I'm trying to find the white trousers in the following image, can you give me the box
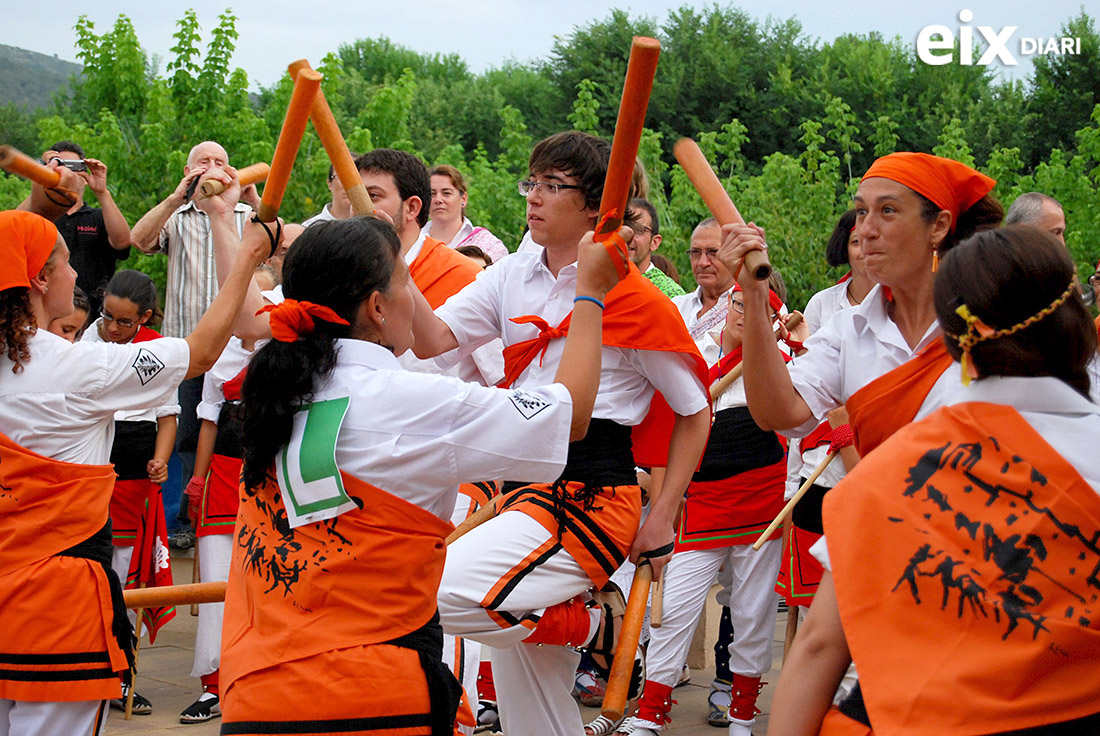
[439,512,599,736]
[0,699,107,736]
[192,534,232,679]
[646,540,782,686]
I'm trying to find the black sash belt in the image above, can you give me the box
[384,611,462,736]
[56,521,134,683]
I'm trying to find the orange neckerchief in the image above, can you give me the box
[824,402,1100,735]
[410,236,483,310]
[499,264,709,468]
[845,339,952,457]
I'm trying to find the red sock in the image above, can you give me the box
[477,660,496,701]
[636,680,675,725]
[729,674,764,722]
[523,597,591,647]
[200,670,219,697]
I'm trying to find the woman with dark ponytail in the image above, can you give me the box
[220,216,624,736]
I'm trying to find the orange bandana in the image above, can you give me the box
[0,210,58,292]
[257,299,350,342]
[861,153,995,233]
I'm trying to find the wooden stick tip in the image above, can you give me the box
[287,59,312,77]
[632,36,662,50]
[297,68,322,83]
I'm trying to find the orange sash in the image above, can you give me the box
[823,402,1100,735]
[410,236,482,310]
[221,470,454,692]
[500,265,709,468]
[845,339,952,457]
[0,432,127,701]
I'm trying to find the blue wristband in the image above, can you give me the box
[574,295,606,310]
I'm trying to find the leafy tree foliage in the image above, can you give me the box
[2,6,1099,312]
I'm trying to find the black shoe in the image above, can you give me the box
[180,693,221,723]
[110,687,152,715]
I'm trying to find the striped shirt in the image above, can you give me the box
[157,201,252,337]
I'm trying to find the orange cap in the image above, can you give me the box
[0,210,58,292]
[861,153,995,233]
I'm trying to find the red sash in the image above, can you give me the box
[0,432,127,700]
[845,339,952,457]
[823,402,1100,735]
[500,265,709,467]
[221,470,453,691]
[775,525,824,606]
[197,453,242,536]
[125,485,176,643]
[675,461,786,551]
[410,236,482,310]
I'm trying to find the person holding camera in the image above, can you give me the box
[41,141,132,318]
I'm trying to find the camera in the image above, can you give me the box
[46,157,88,172]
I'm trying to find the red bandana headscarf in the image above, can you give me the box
[0,210,58,292]
[257,299,350,342]
[861,152,995,233]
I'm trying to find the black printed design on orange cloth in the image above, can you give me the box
[498,263,710,469]
[222,469,453,693]
[823,402,1100,736]
[498,481,641,587]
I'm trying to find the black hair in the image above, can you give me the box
[918,194,1004,254]
[455,244,491,268]
[105,269,159,321]
[49,140,84,158]
[528,131,611,212]
[241,217,402,491]
[355,149,431,227]
[625,197,660,236]
[826,210,858,267]
[72,285,90,315]
[935,225,1095,398]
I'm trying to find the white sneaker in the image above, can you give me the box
[728,717,755,736]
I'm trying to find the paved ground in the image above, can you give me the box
[109,553,788,735]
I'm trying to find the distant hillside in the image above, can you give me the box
[0,44,82,109]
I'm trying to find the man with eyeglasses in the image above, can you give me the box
[672,217,737,342]
[303,161,355,227]
[35,141,132,319]
[412,130,711,735]
[625,197,684,299]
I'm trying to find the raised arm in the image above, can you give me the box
[131,169,202,253]
[183,169,270,377]
[83,158,132,250]
[720,222,814,430]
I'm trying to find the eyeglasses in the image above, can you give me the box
[729,296,778,321]
[687,247,719,260]
[517,180,583,197]
[631,224,655,236]
[100,309,137,329]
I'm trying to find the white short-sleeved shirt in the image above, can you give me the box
[435,251,709,425]
[80,320,182,423]
[302,204,337,228]
[316,339,573,519]
[0,330,190,465]
[812,375,1100,570]
[785,284,958,438]
[197,336,259,424]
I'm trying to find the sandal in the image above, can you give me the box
[585,714,626,736]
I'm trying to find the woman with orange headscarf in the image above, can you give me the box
[720,152,1003,462]
[0,170,268,736]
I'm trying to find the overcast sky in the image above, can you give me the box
[5,1,1090,88]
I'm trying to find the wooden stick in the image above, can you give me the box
[781,515,799,661]
[199,161,270,197]
[596,36,661,242]
[287,59,374,216]
[648,468,669,629]
[257,68,322,222]
[124,592,144,720]
[123,581,227,609]
[752,451,838,551]
[446,492,508,545]
[602,563,652,720]
[709,313,801,399]
[0,145,61,187]
[673,138,771,281]
[190,542,201,616]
